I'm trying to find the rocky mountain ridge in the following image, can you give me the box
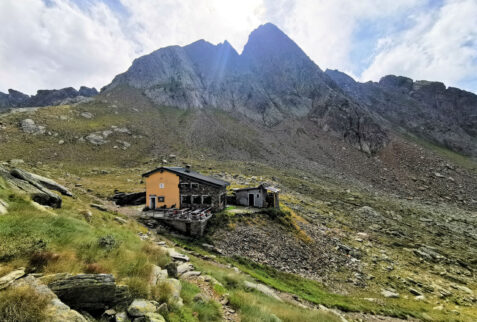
[0,86,98,110]
[102,22,476,157]
[103,23,388,154]
[325,70,477,157]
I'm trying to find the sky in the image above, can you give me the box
[0,0,476,95]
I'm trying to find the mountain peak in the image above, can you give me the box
[241,22,309,64]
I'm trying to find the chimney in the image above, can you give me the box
[185,165,191,173]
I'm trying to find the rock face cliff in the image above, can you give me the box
[0,86,98,110]
[326,70,477,156]
[103,23,388,154]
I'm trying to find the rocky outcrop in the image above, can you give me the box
[0,166,63,208]
[0,86,98,110]
[48,274,132,313]
[326,69,477,157]
[0,267,25,290]
[11,168,73,197]
[103,23,388,154]
[13,275,88,322]
[21,118,45,135]
[111,191,146,206]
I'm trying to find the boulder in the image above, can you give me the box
[13,275,87,322]
[0,198,8,215]
[48,274,131,312]
[0,267,25,290]
[127,299,158,317]
[11,168,73,197]
[143,312,166,322]
[0,167,63,208]
[244,281,282,302]
[381,289,400,298]
[85,133,107,145]
[91,203,108,211]
[164,248,189,262]
[114,216,128,224]
[111,191,146,206]
[180,271,201,279]
[28,171,73,196]
[115,311,129,322]
[149,265,168,286]
[80,112,94,119]
[21,118,45,135]
[177,263,194,276]
[165,262,178,278]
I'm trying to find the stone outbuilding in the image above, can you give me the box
[233,184,280,209]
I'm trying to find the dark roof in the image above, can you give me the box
[142,167,230,187]
[233,183,280,193]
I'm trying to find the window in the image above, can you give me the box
[159,183,165,189]
[191,182,199,189]
[202,195,212,204]
[193,195,202,204]
[181,195,191,204]
[157,196,165,202]
[179,182,189,189]
[257,194,260,198]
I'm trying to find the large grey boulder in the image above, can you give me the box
[21,118,45,135]
[13,275,87,322]
[85,133,107,145]
[112,191,146,206]
[0,166,62,208]
[12,168,73,197]
[48,274,132,312]
[127,299,158,317]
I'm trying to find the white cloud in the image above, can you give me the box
[0,0,135,94]
[264,0,422,72]
[0,0,475,94]
[361,0,477,92]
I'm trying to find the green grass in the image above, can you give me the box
[188,256,344,322]
[164,281,222,322]
[0,285,50,322]
[0,178,170,290]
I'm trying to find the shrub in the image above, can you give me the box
[97,235,119,250]
[0,285,50,322]
[193,300,222,322]
[28,251,60,272]
[142,243,170,267]
[223,273,241,289]
[124,276,150,299]
[151,280,174,303]
[84,263,108,274]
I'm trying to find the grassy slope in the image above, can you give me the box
[0,99,476,321]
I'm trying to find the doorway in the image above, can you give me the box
[150,196,156,209]
[248,193,254,207]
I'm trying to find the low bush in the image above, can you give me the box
[28,251,60,272]
[124,276,150,299]
[151,280,174,304]
[0,285,50,322]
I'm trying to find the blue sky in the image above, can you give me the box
[0,0,476,94]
